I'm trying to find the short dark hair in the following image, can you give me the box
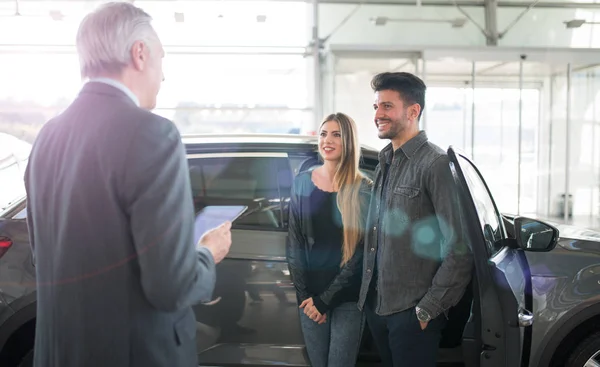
[371,72,426,120]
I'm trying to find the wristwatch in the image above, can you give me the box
[415,306,431,323]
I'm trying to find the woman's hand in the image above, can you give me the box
[299,298,327,324]
[299,297,314,310]
[313,310,327,324]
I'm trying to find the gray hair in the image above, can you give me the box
[76,2,158,79]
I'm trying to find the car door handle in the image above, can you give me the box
[518,308,534,327]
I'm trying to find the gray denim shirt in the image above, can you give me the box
[357,131,473,318]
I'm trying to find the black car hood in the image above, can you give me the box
[502,213,600,247]
[547,221,600,242]
[542,220,600,252]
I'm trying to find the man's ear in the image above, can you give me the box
[409,103,421,121]
[130,40,147,72]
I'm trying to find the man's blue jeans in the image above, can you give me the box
[364,304,446,367]
[299,302,365,367]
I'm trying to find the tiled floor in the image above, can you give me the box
[356,364,463,366]
[355,347,465,366]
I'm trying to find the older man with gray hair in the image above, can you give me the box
[24,2,231,367]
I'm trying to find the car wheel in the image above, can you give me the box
[17,349,33,367]
[566,332,600,367]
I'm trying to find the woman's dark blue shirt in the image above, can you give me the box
[286,170,372,314]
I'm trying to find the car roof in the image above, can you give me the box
[182,133,318,146]
[181,133,380,158]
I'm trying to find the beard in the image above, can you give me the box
[377,116,407,140]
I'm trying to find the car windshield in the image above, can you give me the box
[0,133,31,211]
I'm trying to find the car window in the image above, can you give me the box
[360,156,378,180]
[288,154,377,179]
[0,197,27,219]
[456,156,505,255]
[12,206,27,219]
[188,155,292,230]
[289,155,319,175]
[0,154,28,212]
[0,133,31,212]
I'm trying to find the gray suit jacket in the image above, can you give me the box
[24,82,216,367]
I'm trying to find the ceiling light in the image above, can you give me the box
[49,10,64,21]
[451,18,467,28]
[370,16,467,28]
[564,19,586,28]
[370,16,388,26]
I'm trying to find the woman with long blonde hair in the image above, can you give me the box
[286,112,372,367]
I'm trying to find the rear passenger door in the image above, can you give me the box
[187,152,309,366]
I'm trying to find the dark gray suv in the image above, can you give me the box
[1,133,600,367]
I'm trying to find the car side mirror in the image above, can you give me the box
[514,217,559,252]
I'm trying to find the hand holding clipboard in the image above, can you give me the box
[194,205,247,264]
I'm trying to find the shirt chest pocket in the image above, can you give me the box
[389,186,421,223]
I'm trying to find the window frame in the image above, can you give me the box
[0,196,26,220]
[287,152,379,177]
[455,155,508,257]
[186,151,293,232]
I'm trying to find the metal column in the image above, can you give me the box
[536,84,543,217]
[463,82,468,150]
[331,53,337,113]
[588,71,597,218]
[564,63,572,222]
[470,61,476,160]
[499,97,504,163]
[483,0,499,45]
[517,55,524,215]
[422,58,427,131]
[589,71,595,218]
[312,0,322,131]
[547,77,554,217]
[415,56,420,76]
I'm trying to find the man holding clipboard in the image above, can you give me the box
[23,3,234,367]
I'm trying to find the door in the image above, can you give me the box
[186,152,309,366]
[448,147,532,367]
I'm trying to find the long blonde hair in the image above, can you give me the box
[320,113,369,266]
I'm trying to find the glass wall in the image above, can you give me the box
[541,64,600,227]
[422,58,544,216]
[330,49,600,227]
[543,67,569,222]
[157,53,313,134]
[568,66,600,224]
[3,0,600,228]
[0,0,314,143]
[329,53,419,150]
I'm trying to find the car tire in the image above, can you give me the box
[17,349,33,367]
[565,331,600,367]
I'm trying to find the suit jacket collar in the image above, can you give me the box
[79,80,139,107]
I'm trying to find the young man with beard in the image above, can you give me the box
[357,72,473,367]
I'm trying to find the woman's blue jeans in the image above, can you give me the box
[299,302,366,367]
